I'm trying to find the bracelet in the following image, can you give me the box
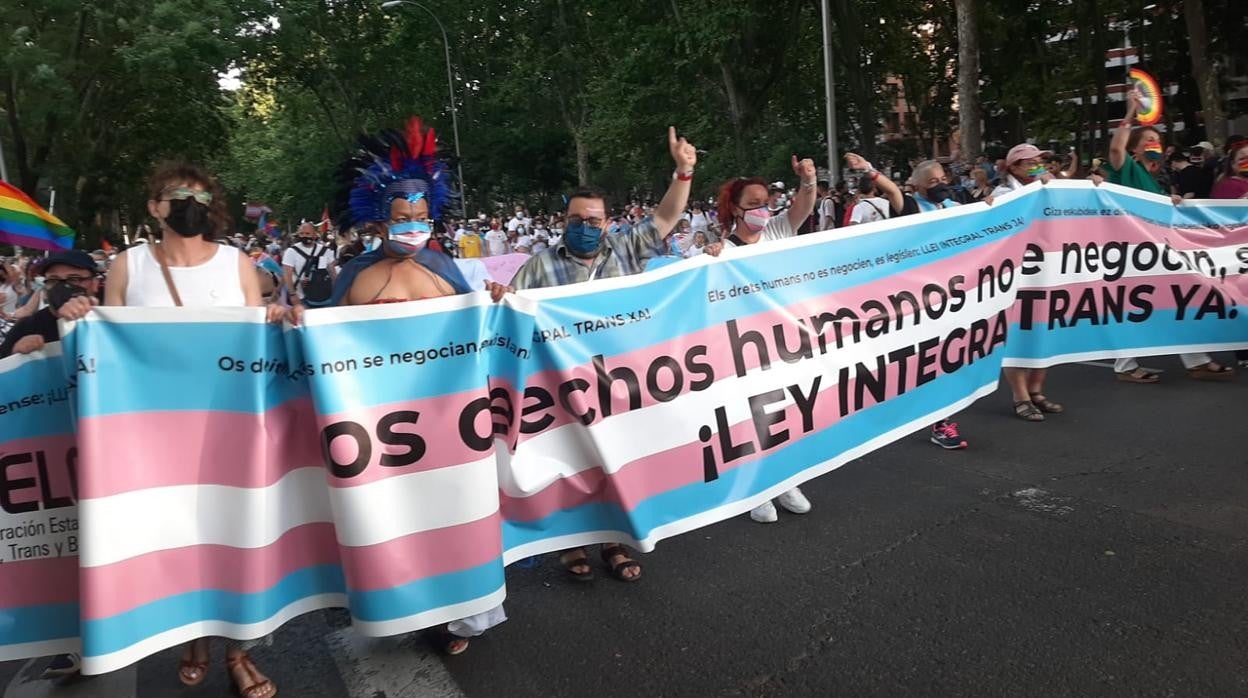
[869,170,880,181]
[800,180,816,189]
[673,170,694,182]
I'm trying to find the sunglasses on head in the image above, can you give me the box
[161,186,213,205]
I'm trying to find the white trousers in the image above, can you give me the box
[1114,353,1211,373]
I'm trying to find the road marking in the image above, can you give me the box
[325,628,464,698]
[4,659,136,698]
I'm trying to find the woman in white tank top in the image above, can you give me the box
[58,162,284,698]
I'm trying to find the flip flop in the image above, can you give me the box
[1116,369,1160,383]
[1188,364,1234,381]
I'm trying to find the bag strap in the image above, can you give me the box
[153,244,183,307]
[727,233,746,246]
[294,244,322,284]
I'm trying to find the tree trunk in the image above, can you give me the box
[954,0,982,160]
[1182,0,1227,144]
[573,129,590,186]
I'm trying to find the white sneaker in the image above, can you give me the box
[749,500,778,523]
[777,487,811,514]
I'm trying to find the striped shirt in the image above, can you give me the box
[511,218,666,290]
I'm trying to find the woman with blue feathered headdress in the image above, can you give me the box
[316,116,478,308]
[316,117,508,654]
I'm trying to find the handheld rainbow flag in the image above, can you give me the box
[0,181,75,250]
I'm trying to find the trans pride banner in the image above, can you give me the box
[1,181,1245,673]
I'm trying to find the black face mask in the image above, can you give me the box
[46,282,88,310]
[925,184,952,204]
[164,198,210,238]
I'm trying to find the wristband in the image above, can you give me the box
[800,179,817,189]
[869,170,880,181]
[674,170,694,182]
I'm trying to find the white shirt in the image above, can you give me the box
[817,198,836,231]
[849,197,891,225]
[484,229,509,256]
[125,243,245,307]
[991,174,1027,197]
[686,211,711,232]
[281,242,333,273]
[723,213,796,248]
[514,234,534,252]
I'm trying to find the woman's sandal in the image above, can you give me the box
[226,652,276,698]
[1116,368,1160,383]
[1013,401,1045,422]
[1187,363,1234,382]
[178,638,210,687]
[601,544,642,582]
[559,549,595,583]
[441,630,470,656]
[1029,392,1064,413]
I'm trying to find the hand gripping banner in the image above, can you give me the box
[0,181,1244,672]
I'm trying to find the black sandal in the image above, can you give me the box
[559,549,595,582]
[600,544,642,582]
[1028,392,1064,413]
[1013,401,1044,422]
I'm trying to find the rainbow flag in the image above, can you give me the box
[0,181,75,250]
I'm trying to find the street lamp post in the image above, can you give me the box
[820,0,839,185]
[380,0,468,215]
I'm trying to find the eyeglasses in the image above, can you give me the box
[44,275,94,288]
[161,186,213,205]
[566,214,605,228]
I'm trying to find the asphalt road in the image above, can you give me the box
[4,355,1246,697]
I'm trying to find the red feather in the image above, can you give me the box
[422,127,437,158]
[405,117,426,158]
[389,145,402,173]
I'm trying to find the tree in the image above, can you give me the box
[1182,0,1226,144]
[954,0,982,160]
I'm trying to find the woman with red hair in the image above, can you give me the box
[715,155,819,523]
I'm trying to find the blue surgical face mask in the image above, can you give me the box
[385,220,432,256]
[564,219,603,256]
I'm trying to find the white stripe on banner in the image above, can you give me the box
[1018,244,1246,288]
[79,456,501,564]
[79,466,332,567]
[329,455,500,547]
[500,280,1016,496]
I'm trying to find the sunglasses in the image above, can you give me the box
[44,275,94,288]
[161,186,213,205]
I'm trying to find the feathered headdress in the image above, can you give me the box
[335,116,457,227]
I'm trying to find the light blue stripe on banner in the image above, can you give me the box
[81,564,345,657]
[0,603,79,646]
[346,557,504,622]
[298,304,499,410]
[1007,314,1248,359]
[502,355,1003,551]
[0,357,74,442]
[75,322,307,417]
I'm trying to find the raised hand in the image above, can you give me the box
[56,294,97,321]
[844,152,873,172]
[669,126,697,172]
[792,155,816,182]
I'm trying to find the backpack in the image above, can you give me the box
[293,244,333,304]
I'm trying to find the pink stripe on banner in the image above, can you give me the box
[0,555,78,607]
[501,335,982,522]
[76,398,322,499]
[514,235,1027,441]
[1030,218,1248,251]
[339,513,502,592]
[0,433,77,508]
[318,386,495,488]
[80,522,341,620]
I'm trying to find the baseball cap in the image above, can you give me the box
[1196,141,1215,152]
[37,250,97,274]
[1005,143,1053,167]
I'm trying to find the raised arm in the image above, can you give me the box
[786,156,818,231]
[845,152,903,213]
[652,126,698,238]
[1109,90,1141,171]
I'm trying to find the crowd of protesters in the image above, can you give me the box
[1,93,1246,694]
